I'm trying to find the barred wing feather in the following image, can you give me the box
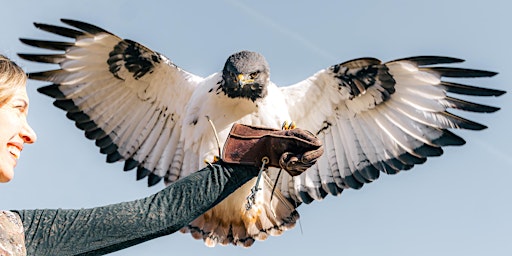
[280,56,504,203]
[19,19,203,186]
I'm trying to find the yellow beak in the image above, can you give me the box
[237,74,254,88]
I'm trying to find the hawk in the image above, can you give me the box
[19,19,505,247]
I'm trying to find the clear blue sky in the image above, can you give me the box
[2,1,511,255]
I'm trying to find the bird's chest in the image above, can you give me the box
[203,98,288,139]
[216,91,290,130]
[182,87,290,158]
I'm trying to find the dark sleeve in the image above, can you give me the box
[13,163,259,256]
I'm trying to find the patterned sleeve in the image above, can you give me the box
[14,163,259,256]
[0,210,27,256]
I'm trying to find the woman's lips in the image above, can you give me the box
[7,142,23,159]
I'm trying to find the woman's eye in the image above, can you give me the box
[13,103,27,113]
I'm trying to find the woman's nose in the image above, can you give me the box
[21,120,37,144]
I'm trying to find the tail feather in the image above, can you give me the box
[181,170,299,247]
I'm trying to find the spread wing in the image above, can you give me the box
[19,19,204,186]
[279,56,505,203]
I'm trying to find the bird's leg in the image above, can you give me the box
[266,121,295,201]
[245,121,297,209]
[270,168,283,202]
[281,120,296,130]
[204,116,222,167]
[245,157,269,210]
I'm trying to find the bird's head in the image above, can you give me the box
[221,51,270,101]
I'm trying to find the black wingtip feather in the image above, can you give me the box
[426,67,497,78]
[106,151,123,163]
[298,191,315,204]
[441,81,506,97]
[53,99,78,112]
[95,135,113,148]
[124,158,139,171]
[442,112,488,130]
[379,161,400,175]
[325,183,343,196]
[392,56,465,65]
[384,158,411,173]
[37,84,65,98]
[414,144,444,157]
[66,111,90,122]
[84,127,106,140]
[351,169,369,184]
[136,166,150,180]
[99,143,118,155]
[397,152,427,165]
[19,38,73,51]
[148,173,163,187]
[60,18,112,35]
[344,174,364,190]
[18,53,65,64]
[444,96,501,113]
[33,22,85,38]
[433,130,466,146]
[75,120,97,131]
[358,165,380,182]
[28,70,63,82]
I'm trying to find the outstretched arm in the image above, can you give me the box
[15,163,259,256]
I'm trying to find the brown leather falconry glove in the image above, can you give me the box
[222,124,324,176]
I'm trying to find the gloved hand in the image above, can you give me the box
[221,123,324,176]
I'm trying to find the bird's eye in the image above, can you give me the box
[230,72,237,81]
[249,71,259,79]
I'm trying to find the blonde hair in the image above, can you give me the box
[0,54,27,106]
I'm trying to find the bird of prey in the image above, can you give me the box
[19,19,505,247]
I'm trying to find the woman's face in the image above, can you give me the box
[0,85,37,182]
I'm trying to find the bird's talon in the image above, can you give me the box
[204,155,221,167]
[281,120,296,130]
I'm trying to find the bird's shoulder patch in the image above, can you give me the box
[329,58,395,99]
[107,39,162,80]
